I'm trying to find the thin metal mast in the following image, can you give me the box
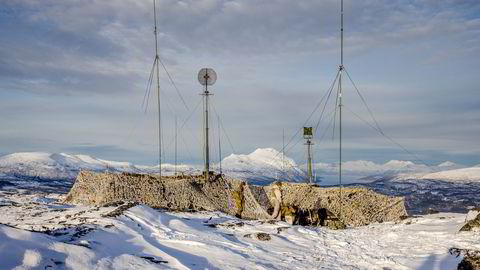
[204,83,210,180]
[307,139,313,183]
[339,0,344,216]
[341,0,344,66]
[218,115,222,174]
[175,116,177,177]
[153,0,162,179]
[282,128,285,179]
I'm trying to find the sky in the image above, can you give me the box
[0,0,479,166]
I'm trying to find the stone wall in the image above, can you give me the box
[65,171,407,228]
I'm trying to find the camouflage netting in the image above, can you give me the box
[65,171,407,228]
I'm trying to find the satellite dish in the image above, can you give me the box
[198,68,217,86]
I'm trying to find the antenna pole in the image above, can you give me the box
[175,116,177,178]
[218,115,222,174]
[307,139,313,183]
[153,0,162,179]
[198,68,217,181]
[282,128,285,179]
[339,0,344,217]
[341,0,344,66]
[204,84,210,181]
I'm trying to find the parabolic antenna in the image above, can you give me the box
[198,68,217,86]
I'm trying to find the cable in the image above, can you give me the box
[343,105,431,166]
[142,58,157,113]
[314,72,339,138]
[157,56,190,112]
[331,76,341,141]
[317,107,338,146]
[273,69,341,161]
[344,67,384,135]
[211,104,237,154]
[164,98,204,151]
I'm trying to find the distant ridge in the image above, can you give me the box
[0,150,477,184]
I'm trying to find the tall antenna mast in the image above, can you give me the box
[198,68,217,181]
[153,0,162,179]
[282,128,285,179]
[338,0,344,216]
[175,116,177,178]
[218,115,222,174]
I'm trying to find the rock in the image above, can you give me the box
[140,256,168,264]
[450,248,480,270]
[244,233,271,241]
[255,232,271,241]
[460,211,480,232]
[276,227,290,234]
[101,202,138,218]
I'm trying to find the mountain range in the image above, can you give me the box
[0,148,478,184]
[1,148,479,213]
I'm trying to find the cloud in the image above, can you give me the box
[0,0,479,165]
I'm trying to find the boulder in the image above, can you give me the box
[450,248,480,270]
[460,210,480,232]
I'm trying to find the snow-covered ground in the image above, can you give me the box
[0,188,479,270]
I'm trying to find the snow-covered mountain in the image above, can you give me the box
[0,149,306,186]
[222,148,306,183]
[1,149,479,214]
[0,152,138,180]
[356,165,480,214]
[311,159,470,185]
[0,152,198,184]
[0,150,478,187]
[314,159,466,177]
[394,167,480,182]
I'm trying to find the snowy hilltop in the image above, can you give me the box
[222,148,306,184]
[0,191,478,269]
[0,149,306,187]
[0,152,198,181]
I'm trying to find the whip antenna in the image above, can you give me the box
[152,0,162,179]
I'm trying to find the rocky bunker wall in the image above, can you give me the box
[65,171,408,228]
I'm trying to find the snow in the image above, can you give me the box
[438,161,463,168]
[0,152,199,184]
[313,159,435,185]
[466,210,479,222]
[0,189,479,270]
[421,167,480,182]
[0,150,478,186]
[0,149,303,184]
[222,148,306,183]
